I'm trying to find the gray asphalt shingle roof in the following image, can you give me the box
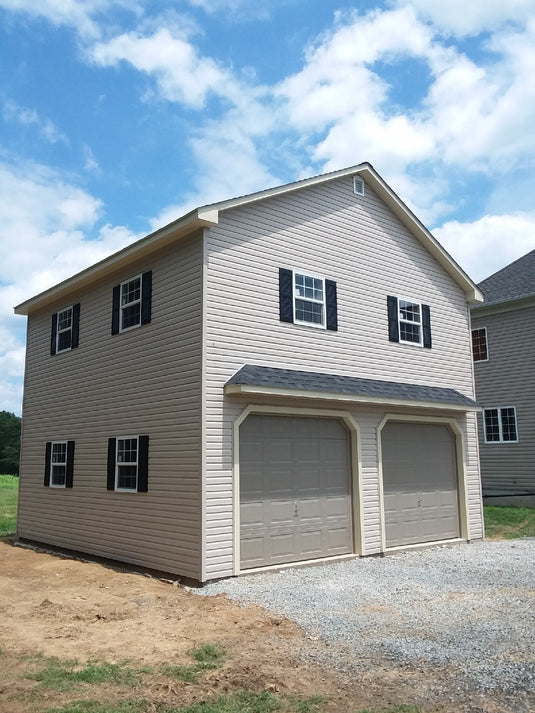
[227,365,477,408]
[476,248,535,308]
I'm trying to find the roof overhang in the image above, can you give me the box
[225,365,480,413]
[470,294,535,318]
[225,383,479,412]
[14,207,219,316]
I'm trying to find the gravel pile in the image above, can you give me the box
[200,540,535,710]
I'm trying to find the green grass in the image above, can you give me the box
[0,473,18,536]
[46,702,149,713]
[26,657,141,692]
[162,643,226,683]
[484,505,535,539]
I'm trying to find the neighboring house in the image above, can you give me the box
[470,249,535,506]
[15,163,485,583]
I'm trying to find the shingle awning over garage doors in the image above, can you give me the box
[225,365,479,412]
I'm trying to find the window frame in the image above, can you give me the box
[471,327,489,362]
[115,435,140,492]
[55,306,73,353]
[292,270,327,329]
[119,274,142,333]
[397,297,423,347]
[483,406,519,444]
[49,441,68,488]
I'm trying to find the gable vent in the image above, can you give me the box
[353,176,365,196]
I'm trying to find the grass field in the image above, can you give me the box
[483,505,535,539]
[0,473,18,536]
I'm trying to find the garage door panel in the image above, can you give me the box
[240,415,353,570]
[382,422,460,549]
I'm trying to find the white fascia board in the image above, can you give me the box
[224,384,480,412]
[14,208,219,315]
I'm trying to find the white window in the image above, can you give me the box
[398,299,422,345]
[483,407,518,443]
[120,276,142,331]
[471,327,488,362]
[293,272,326,328]
[50,442,67,487]
[56,307,73,353]
[116,437,139,491]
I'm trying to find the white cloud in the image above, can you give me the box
[90,27,239,109]
[2,99,68,144]
[433,212,535,282]
[0,158,141,414]
[398,0,535,37]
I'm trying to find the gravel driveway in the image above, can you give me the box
[201,540,535,712]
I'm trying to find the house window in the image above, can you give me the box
[50,304,80,355]
[44,440,75,488]
[111,271,152,335]
[107,435,149,492]
[353,176,365,196]
[483,407,518,443]
[387,296,432,348]
[279,268,338,331]
[294,273,325,327]
[471,328,488,361]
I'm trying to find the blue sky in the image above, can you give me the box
[1,0,534,415]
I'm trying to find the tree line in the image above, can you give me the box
[0,411,21,475]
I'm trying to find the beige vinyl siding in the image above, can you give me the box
[202,176,481,578]
[472,306,535,496]
[17,234,203,579]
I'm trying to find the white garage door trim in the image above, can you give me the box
[232,405,362,576]
[377,414,469,553]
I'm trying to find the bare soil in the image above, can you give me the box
[0,541,512,712]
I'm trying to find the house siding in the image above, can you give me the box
[472,305,535,496]
[17,235,204,579]
[202,175,482,579]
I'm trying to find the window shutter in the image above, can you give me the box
[44,442,52,487]
[387,296,399,342]
[325,280,338,331]
[107,438,116,490]
[141,271,152,325]
[111,285,120,334]
[137,435,149,493]
[279,268,293,323]
[422,304,432,348]
[50,313,58,356]
[66,440,75,488]
[71,303,80,349]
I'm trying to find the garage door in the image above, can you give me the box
[239,415,353,570]
[381,422,460,548]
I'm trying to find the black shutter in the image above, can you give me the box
[141,271,152,325]
[71,303,80,349]
[66,440,75,488]
[325,280,338,331]
[422,304,432,349]
[137,435,149,493]
[111,285,120,334]
[107,438,116,490]
[387,296,399,342]
[279,268,293,323]
[50,313,58,356]
[44,442,52,486]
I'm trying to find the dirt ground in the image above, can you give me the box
[0,541,514,713]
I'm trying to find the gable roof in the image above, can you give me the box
[15,162,482,315]
[473,248,535,311]
[226,365,478,411]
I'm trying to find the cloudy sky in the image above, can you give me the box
[1,0,534,415]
